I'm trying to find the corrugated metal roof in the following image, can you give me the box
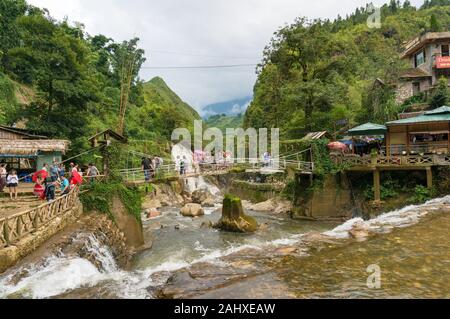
[387,113,450,125]
[348,123,387,136]
[302,131,329,140]
[387,106,450,125]
[424,106,450,115]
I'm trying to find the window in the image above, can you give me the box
[414,50,426,67]
[442,44,450,57]
[412,82,421,95]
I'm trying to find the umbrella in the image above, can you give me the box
[328,141,348,152]
[32,170,48,183]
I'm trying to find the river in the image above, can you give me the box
[0,193,449,299]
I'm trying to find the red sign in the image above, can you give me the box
[436,56,450,69]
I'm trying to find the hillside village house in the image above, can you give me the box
[396,32,450,103]
[0,125,69,178]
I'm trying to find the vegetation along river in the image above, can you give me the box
[0,196,449,299]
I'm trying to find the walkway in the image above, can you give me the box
[119,158,315,184]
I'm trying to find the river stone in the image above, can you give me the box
[349,221,370,239]
[214,195,258,233]
[180,203,204,217]
[145,208,161,219]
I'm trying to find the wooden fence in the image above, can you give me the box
[0,187,79,248]
[331,154,450,168]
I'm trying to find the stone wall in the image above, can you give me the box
[0,199,83,273]
[291,173,353,221]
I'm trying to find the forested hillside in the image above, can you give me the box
[0,0,199,156]
[205,113,244,131]
[244,0,450,139]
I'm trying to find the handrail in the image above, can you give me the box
[0,187,79,248]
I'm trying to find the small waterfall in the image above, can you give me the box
[183,176,220,195]
[0,233,119,299]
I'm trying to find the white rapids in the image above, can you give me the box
[0,196,448,299]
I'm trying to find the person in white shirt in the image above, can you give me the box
[7,170,19,200]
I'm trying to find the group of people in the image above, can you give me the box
[0,164,19,200]
[0,160,100,202]
[33,161,84,202]
[141,156,163,182]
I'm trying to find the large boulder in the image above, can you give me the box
[180,203,204,217]
[249,198,292,214]
[214,195,258,233]
[191,190,209,204]
[191,189,217,207]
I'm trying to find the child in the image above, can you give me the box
[6,170,18,200]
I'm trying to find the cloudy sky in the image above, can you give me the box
[28,0,423,113]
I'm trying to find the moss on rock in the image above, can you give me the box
[214,195,258,233]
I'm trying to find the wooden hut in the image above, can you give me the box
[0,126,69,175]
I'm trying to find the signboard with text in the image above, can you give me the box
[436,56,450,69]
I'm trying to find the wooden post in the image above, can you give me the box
[4,218,10,246]
[426,167,433,189]
[373,169,381,202]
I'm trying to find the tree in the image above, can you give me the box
[4,12,99,149]
[0,0,28,69]
[109,38,146,134]
[429,14,442,32]
[430,77,449,109]
[257,18,350,131]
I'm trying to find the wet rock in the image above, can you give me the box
[250,198,292,214]
[191,190,209,204]
[214,195,258,233]
[145,208,161,219]
[180,203,204,217]
[142,198,162,210]
[274,247,298,255]
[200,221,213,229]
[201,197,216,207]
[349,221,370,239]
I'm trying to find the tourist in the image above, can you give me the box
[180,157,186,175]
[87,163,99,183]
[0,163,7,192]
[141,157,152,182]
[44,177,56,202]
[58,163,66,179]
[59,175,70,195]
[7,169,19,200]
[33,178,45,200]
[50,160,59,182]
[42,163,49,172]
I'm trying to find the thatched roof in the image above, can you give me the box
[0,125,48,139]
[0,139,70,155]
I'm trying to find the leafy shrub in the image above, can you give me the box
[408,185,435,204]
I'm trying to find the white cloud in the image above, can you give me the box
[27,0,424,111]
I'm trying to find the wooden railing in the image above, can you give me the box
[331,153,450,168]
[0,187,79,248]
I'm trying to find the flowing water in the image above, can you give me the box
[0,192,449,299]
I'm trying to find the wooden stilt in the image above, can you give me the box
[373,169,381,202]
[426,167,433,189]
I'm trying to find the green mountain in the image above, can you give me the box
[205,113,244,131]
[244,1,450,139]
[126,77,201,141]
